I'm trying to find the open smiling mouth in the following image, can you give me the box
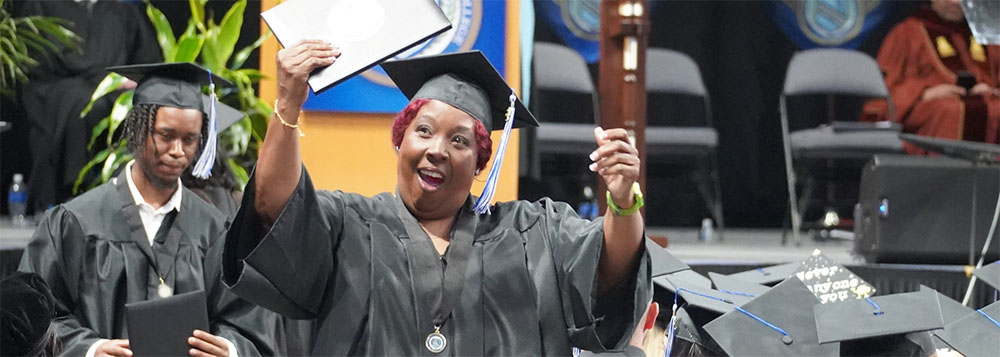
[418,169,444,189]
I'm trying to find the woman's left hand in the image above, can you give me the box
[589,127,640,208]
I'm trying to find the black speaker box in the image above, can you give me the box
[855,155,1000,264]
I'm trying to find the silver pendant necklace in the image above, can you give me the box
[425,325,447,353]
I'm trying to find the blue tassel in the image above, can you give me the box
[191,71,217,179]
[473,90,517,214]
[664,297,678,357]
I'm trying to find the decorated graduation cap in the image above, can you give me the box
[727,261,803,286]
[933,300,1000,357]
[107,62,236,179]
[814,289,944,356]
[705,277,839,356]
[381,51,539,214]
[793,249,875,304]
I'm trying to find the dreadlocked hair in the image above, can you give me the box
[122,103,160,154]
[121,103,209,159]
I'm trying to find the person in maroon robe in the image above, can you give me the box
[863,0,1000,154]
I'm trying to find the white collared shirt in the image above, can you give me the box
[124,160,183,246]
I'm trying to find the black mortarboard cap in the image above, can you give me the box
[382,51,541,213]
[933,300,1000,357]
[0,272,55,357]
[814,289,944,356]
[647,239,689,277]
[673,283,754,316]
[709,272,771,298]
[107,62,233,112]
[201,95,245,132]
[381,51,539,132]
[108,63,240,178]
[727,262,803,285]
[659,274,750,356]
[973,260,1000,290]
[920,285,975,350]
[794,250,875,304]
[654,269,712,295]
[919,285,973,325]
[705,277,839,356]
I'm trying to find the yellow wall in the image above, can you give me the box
[259,0,522,200]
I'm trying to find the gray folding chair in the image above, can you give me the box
[780,48,903,245]
[645,48,724,233]
[525,42,599,180]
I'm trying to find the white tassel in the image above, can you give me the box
[191,74,217,179]
[473,90,517,214]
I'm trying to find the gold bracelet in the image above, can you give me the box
[274,99,305,137]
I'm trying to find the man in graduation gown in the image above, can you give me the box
[222,41,652,355]
[13,0,161,214]
[18,63,278,357]
[862,0,1000,154]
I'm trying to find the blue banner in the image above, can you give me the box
[771,0,892,49]
[303,0,505,113]
[536,0,601,63]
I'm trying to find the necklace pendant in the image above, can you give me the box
[157,278,172,298]
[425,326,447,354]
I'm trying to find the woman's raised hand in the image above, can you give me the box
[275,40,340,116]
[589,127,640,208]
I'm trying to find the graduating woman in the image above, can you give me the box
[222,40,652,355]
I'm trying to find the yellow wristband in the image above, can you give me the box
[274,99,305,137]
[607,182,644,216]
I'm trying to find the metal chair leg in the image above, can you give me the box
[780,96,803,246]
[711,154,725,240]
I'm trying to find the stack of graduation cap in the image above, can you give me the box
[705,277,838,356]
[106,62,242,178]
[700,278,947,357]
[932,261,1000,357]
[813,288,944,356]
[648,241,761,356]
[646,247,981,356]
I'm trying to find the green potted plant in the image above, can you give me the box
[0,0,81,98]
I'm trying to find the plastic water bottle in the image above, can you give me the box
[699,218,714,242]
[8,173,27,226]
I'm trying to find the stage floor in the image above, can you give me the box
[650,227,858,265]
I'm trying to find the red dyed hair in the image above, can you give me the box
[391,99,493,172]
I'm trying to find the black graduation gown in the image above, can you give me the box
[18,171,279,356]
[223,167,652,356]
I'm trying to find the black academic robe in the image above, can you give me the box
[18,171,279,356]
[223,167,652,356]
[13,0,161,213]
